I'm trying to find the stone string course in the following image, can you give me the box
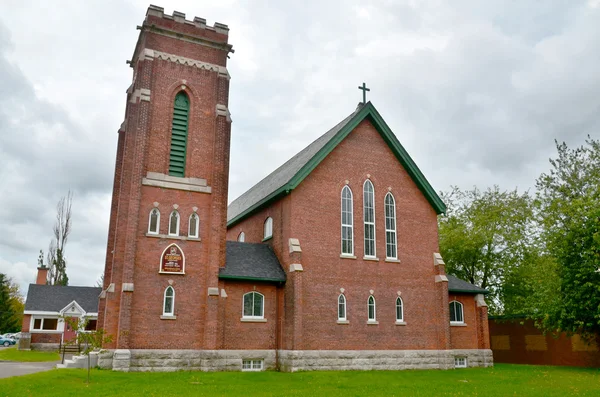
[98,349,492,372]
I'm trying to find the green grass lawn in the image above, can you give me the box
[0,364,598,396]
[0,347,60,362]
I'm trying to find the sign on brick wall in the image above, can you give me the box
[160,244,185,274]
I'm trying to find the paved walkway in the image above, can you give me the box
[0,360,60,378]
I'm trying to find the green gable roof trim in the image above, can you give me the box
[227,102,446,227]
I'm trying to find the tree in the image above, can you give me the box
[0,274,23,332]
[438,186,535,314]
[533,137,600,336]
[40,191,73,286]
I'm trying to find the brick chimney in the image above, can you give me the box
[36,266,48,285]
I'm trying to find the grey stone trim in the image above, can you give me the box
[160,315,177,320]
[289,238,302,253]
[433,252,445,266]
[98,349,277,372]
[113,349,131,372]
[363,256,380,261]
[97,349,492,372]
[207,287,219,296]
[140,50,230,79]
[385,258,401,263]
[129,89,151,103]
[475,294,488,307]
[289,264,303,272]
[278,349,493,372]
[142,172,212,193]
[340,254,357,259]
[122,283,134,292]
[435,275,448,283]
[216,104,232,122]
[240,318,267,323]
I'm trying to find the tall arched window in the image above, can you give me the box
[450,301,464,324]
[163,286,175,316]
[263,217,273,240]
[363,180,376,257]
[148,208,160,235]
[188,213,199,238]
[341,185,354,255]
[243,291,264,319]
[385,193,397,259]
[367,295,376,321]
[169,92,190,177]
[238,232,245,242]
[338,294,347,321]
[169,211,180,236]
[396,297,404,322]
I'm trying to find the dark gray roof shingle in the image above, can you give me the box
[25,285,102,313]
[219,241,286,282]
[447,275,488,294]
[227,105,363,223]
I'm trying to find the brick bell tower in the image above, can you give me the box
[98,5,233,355]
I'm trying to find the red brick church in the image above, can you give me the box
[97,5,492,372]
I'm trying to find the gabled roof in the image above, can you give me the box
[227,102,446,227]
[24,285,102,313]
[447,275,489,295]
[219,241,286,283]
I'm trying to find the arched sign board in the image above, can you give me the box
[159,243,185,274]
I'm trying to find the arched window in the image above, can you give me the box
[238,232,245,242]
[169,92,190,177]
[263,217,273,240]
[338,294,347,321]
[385,193,397,259]
[169,211,180,236]
[148,208,160,235]
[363,180,376,257]
[341,185,354,255]
[188,213,199,238]
[367,295,376,321]
[163,286,175,316]
[395,297,404,322]
[243,291,264,319]
[450,301,464,324]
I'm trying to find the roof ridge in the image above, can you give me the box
[227,106,362,221]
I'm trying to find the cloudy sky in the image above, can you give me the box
[1,0,599,296]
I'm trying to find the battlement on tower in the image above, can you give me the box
[144,5,231,43]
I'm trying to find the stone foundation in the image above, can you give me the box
[97,349,492,372]
[30,343,60,351]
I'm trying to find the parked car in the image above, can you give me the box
[0,337,16,347]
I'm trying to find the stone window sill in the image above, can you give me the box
[160,315,177,320]
[395,321,407,326]
[337,320,349,324]
[146,233,201,242]
[385,258,401,263]
[240,318,267,323]
[367,320,379,325]
[340,254,356,259]
[363,256,380,262]
[450,322,467,327]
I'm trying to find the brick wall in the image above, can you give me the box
[227,118,470,351]
[101,8,232,350]
[489,317,600,367]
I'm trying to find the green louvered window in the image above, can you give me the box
[169,92,190,177]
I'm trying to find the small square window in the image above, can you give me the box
[242,359,264,371]
[455,357,467,368]
[33,318,42,330]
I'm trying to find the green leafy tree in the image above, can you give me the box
[438,186,535,314]
[0,274,23,332]
[62,316,112,383]
[40,191,72,286]
[534,137,600,336]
